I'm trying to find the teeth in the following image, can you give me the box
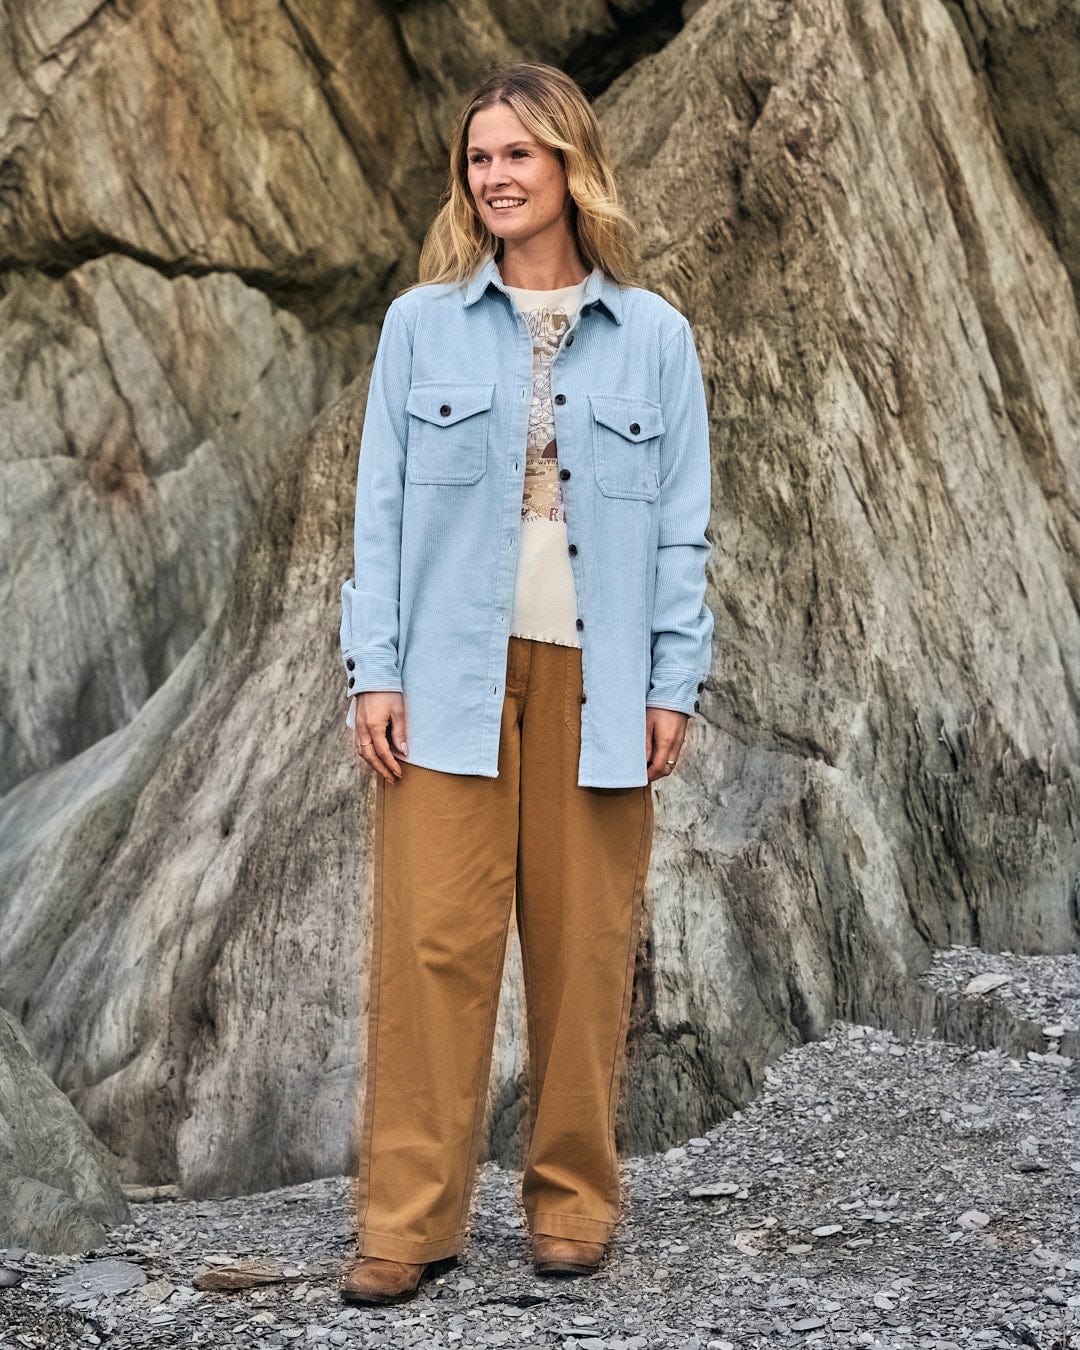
[491,198,525,208]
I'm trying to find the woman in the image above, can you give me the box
[339,61,713,1305]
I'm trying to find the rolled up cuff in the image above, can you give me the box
[341,653,403,699]
[646,668,708,717]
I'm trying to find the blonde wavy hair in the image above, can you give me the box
[400,62,642,295]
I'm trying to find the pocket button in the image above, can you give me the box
[405,382,493,484]
[589,395,664,500]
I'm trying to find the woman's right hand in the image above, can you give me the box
[348,692,408,783]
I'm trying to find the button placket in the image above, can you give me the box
[551,319,589,726]
[491,300,540,713]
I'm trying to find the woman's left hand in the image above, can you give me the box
[646,707,690,781]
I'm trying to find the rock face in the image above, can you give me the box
[0,1008,130,1253]
[0,0,1078,1200]
[0,258,371,793]
[0,0,440,793]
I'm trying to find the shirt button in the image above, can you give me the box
[575,618,584,630]
[554,393,566,405]
[440,403,452,416]
[559,468,570,480]
[580,692,587,704]
[693,699,700,711]
[346,658,355,670]
[568,543,577,555]
[697,680,704,691]
[630,421,640,435]
[566,334,574,346]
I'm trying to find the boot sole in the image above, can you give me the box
[533,1258,601,1275]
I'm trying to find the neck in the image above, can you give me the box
[496,240,589,291]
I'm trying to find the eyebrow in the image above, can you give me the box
[466,140,537,153]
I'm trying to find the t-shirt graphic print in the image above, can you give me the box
[504,278,587,648]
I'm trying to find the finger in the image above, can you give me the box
[351,710,389,781]
[353,730,382,779]
[647,730,683,780]
[358,735,392,783]
[646,739,670,780]
[366,715,403,782]
[351,707,378,772]
[646,726,662,782]
[354,737,383,782]
[389,706,408,760]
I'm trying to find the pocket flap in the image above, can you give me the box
[406,382,495,427]
[588,395,665,441]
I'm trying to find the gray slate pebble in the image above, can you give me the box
[0,948,1077,1348]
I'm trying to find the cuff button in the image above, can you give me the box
[697,680,704,692]
[693,699,700,711]
[346,658,355,671]
[348,677,355,689]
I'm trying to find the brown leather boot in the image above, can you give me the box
[338,1253,457,1305]
[530,1234,607,1275]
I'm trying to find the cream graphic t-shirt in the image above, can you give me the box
[504,278,587,648]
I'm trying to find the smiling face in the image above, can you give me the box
[465,102,575,248]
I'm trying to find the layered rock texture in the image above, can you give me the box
[0,1007,130,1253]
[1,0,1077,1217]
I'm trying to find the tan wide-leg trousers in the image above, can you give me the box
[351,636,655,1262]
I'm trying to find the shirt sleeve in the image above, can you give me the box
[340,300,412,699]
[646,316,715,716]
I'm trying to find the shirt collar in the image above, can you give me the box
[461,253,624,325]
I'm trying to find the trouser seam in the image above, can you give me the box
[354,774,385,1240]
[598,785,651,1208]
[517,876,540,1145]
[452,862,516,1233]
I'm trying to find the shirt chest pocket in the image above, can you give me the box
[404,381,494,485]
[588,395,664,501]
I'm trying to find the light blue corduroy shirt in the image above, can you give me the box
[340,252,714,788]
